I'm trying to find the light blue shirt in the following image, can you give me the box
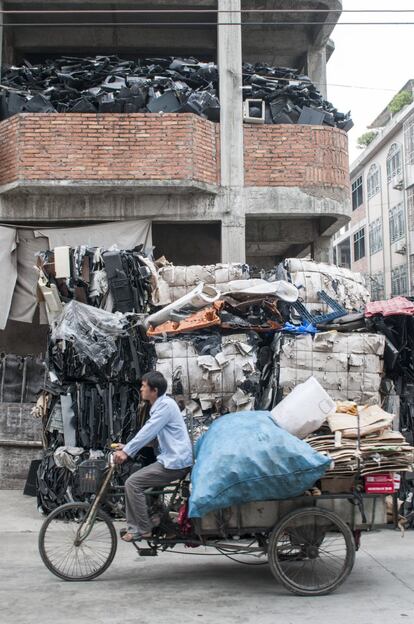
[123,394,193,469]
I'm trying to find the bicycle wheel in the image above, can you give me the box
[268,507,355,596]
[38,502,117,581]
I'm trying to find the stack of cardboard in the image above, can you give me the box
[306,403,414,481]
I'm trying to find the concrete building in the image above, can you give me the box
[0,1,350,357]
[333,81,414,301]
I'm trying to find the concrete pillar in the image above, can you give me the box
[221,190,246,263]
[307,46,327,99]
[312,235,333,264]
[218,0,245,263]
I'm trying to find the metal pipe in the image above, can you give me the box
[0,439,42,447]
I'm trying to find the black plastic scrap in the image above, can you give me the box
[0,55,352,129]
[366,313,414,445]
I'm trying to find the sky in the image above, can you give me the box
[326,0,413,163]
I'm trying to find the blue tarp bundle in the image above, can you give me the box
[188,411,331,518]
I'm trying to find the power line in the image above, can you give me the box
[0,22,414,27]
[316,84,400,92]
[0,9,414,14]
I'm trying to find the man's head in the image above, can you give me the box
[140,371,168,404]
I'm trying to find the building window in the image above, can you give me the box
[336,238,351,269]
[389,202,405,243]
[404,115,414,165]
[370,273,385,301]
[407,186,414,232]
[386,143,402,182]
[353,227,365,261]
[391,264,408,296]
[367,164,380,199]
[352,176,363,210]
[369,218,383,254]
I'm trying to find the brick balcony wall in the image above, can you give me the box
[0,113,349,193]
[243,125,349,190]
[0,113,218,187]
[0,115,19,186]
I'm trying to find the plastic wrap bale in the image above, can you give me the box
[283,258,370,313]
[188,411,331,517]
[278,332,385,404]
[156,263,248,305]
[155,333,258,415]
[51,300,128,367]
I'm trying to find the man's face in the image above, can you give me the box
[140,380,157,403]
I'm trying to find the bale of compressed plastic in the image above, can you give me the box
[188,410,331,517]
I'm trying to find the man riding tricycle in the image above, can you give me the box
[38,371,379,596]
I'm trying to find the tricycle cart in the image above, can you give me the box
[38,454,388,596]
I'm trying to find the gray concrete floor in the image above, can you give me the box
[1,491,414,624]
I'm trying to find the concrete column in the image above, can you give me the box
[312,235,333,263]
[221,190,246,263]
[218,0,245,263]
[307,46,327,99]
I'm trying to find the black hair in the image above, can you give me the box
[142,371,168,397]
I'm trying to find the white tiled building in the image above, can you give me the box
[333,81,414,300]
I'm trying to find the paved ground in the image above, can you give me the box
[1,490,414,624]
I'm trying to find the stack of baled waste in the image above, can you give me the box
[283,258,370,315]
[278,331,385,404]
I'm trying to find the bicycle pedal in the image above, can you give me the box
[137,547,158,557]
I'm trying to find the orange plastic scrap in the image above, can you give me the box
[147,302,223,336]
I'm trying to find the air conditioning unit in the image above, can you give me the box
[243,99,265,124]
[392,176,404,190]
[394,239,407,255]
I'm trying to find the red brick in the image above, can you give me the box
[0,113,349,192]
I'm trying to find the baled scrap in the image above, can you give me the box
[156,263,247,305]
[278,332,385,403]
[155,332,258,416]
[283,258,370,313]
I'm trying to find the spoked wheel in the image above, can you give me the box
[38,502,117,581]
[268,507,356,596]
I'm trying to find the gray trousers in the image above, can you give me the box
[125,461,190,534]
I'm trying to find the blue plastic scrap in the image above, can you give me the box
[188,410,331,518]
[282,322,317,334]
[292,289,347,325]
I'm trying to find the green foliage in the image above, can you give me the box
[357,131,378,149]
[388,91,413,114]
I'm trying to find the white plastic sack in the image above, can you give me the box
[271,376,336,439]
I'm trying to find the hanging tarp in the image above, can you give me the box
[0,226,17,329]
[8,230,48,324]
[37,219,152,251]
[0,219,152,327]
